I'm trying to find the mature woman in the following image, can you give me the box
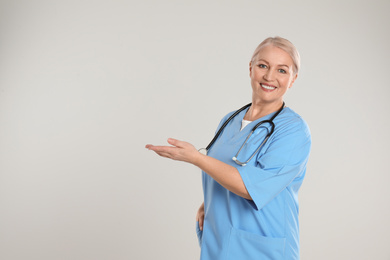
[146,36,311,260]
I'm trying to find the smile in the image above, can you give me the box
[261,83,276,90]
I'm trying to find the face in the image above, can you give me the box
[249,44,297,105]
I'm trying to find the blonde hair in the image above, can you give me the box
[251,36,300,75]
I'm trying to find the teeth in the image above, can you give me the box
[261,84,276,90]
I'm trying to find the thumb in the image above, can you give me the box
[167,138,180,146]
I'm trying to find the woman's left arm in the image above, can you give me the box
[145,138,252,200]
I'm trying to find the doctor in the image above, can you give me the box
[146,36,311,260]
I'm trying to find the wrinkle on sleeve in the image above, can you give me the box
[237,120,311,211]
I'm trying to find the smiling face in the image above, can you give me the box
[249,44,297,106]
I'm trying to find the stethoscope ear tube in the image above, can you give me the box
[198,148,208,155]
[232,135,269,166]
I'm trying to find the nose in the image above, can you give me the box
[263,69,275,81]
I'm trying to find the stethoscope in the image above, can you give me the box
[199,102,285,166]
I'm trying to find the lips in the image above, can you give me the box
[260,83,277,91]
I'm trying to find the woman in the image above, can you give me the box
[146,36,311,260]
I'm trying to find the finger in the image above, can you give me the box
[168,138,195,151]
[167,138,182,147]
[154,151,173,159]
[199,214,204,230]
[196,208,204,231]
[148,145,176,153]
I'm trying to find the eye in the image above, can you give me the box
[258,64,267,68]
[278,69,287,74]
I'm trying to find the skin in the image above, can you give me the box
[145,44,297,231]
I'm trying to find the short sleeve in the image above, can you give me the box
[237,118,311,210]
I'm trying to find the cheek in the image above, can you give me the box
[280,76,293,88]
[250,68,262,78]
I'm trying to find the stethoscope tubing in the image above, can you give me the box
[205,103,251,151]
[202,102,285,166]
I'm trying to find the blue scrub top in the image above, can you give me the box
[196,106,311,260]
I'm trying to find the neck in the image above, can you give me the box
[244,100,284,121]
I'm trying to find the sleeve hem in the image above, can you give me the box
[238,165,262,210]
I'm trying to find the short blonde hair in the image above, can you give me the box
[251,36,300,75]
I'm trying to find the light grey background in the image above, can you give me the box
[0,0,389,259]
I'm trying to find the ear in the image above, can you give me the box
[289,74,298,88]
[249,61,252,76]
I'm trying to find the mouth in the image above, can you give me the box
[260,83,277,91]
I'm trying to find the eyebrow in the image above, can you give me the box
[257,59,269,64]
[256,59,290,68]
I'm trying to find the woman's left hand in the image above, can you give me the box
[145,138,201,164]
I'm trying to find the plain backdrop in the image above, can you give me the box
[1,0,389,259]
